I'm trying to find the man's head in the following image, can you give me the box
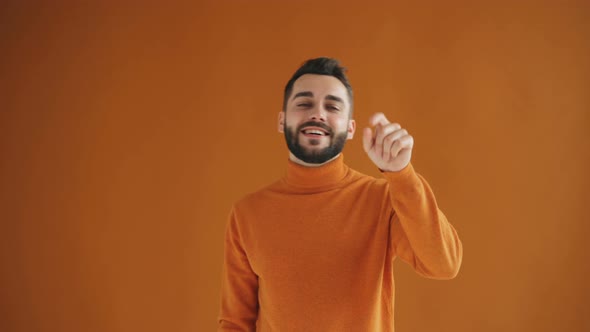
[278,57,356,165]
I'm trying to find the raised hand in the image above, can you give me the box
[362,112,414,172]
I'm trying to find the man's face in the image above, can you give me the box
[278,74,356,165]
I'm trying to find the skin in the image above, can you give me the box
[362,112,414,172]
[279,74,414,172]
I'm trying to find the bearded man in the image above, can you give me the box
[218,57,463,332]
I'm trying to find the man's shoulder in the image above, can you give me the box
[347,166,390,189]
[231,166,391,209]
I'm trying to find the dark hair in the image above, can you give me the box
[282,57,353,114]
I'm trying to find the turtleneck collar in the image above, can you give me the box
[283,154,349,190]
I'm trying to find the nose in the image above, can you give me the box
[308,104,327,122]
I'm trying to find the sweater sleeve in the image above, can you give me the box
[383,163,463,279]
[218,208,259,331]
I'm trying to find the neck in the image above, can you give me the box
[284,153,349,190]
[288,152,342,167]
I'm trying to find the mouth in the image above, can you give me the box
[300,126,330,137]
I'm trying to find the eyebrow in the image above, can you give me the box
[292,91,314,99]
[292,91,345,103]
[325,95,344,103]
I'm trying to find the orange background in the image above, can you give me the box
[1,1,589,331]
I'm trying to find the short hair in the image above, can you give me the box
[282,57,353,115]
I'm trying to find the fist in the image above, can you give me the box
[362,112,414,172]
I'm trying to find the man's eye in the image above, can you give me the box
[327,105,340,111]
[297,103,311,108]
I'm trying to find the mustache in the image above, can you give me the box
[296,121,333,135]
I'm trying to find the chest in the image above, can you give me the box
[243,190,391,279]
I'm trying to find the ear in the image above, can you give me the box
[278,112,285,133]
[347,119,356,140]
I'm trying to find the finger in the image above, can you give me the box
[376,124,402,148]
[376,124,402,159]
[373,123,384,158]
[369,112,390,127]
[390,135,414,158]
[382,128,407,152]
[362,127,374,153]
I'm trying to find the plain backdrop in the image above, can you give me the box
[1,1,589,331]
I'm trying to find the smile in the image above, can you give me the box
[300,127,329,136]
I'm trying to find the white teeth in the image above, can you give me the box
[303,129,326,135]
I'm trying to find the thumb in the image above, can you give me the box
[362,127,373,153]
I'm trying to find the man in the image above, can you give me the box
[218,57,462,331]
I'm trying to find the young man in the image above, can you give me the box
[218,57,462,332]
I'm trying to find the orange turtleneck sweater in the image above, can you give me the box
[218,154,462,332]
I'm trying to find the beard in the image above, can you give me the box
[284,121,348,164]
